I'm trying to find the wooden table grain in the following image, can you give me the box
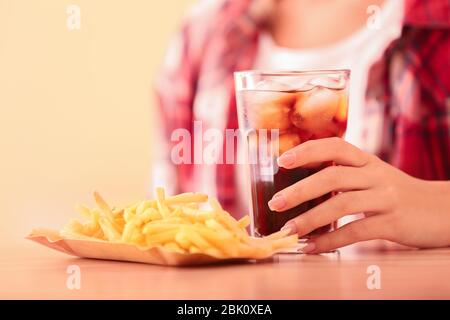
[1,239,450,299]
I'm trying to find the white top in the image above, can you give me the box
[253,0,404,151]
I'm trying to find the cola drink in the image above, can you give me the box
[235,70,350,238]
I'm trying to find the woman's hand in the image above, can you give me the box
[268,137,450,253]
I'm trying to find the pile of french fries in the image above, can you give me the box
[61,188,297,259]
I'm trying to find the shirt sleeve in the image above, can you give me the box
[152,16,200,195]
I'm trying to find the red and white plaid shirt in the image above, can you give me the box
[155,0,450,216]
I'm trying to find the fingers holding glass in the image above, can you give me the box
[268,165,372,212]
[277,137,370,169]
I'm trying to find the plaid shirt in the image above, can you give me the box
[155,0,450,216]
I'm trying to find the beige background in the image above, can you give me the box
[0,0,196,243]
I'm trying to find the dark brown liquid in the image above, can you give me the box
[241,88,348,238]
[250,165,333,237]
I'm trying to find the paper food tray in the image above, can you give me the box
[26,228,274,266]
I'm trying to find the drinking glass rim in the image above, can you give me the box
[234,69,350,77]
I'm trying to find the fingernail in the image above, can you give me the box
[268,194,286,211]
[281,221,297,235]
[299,242,316,254]
[277,152,295,168]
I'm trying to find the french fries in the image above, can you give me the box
[60,187,298,259]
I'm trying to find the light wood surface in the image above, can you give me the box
[2,239,450,299]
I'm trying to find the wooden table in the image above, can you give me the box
[2,239,450,299]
